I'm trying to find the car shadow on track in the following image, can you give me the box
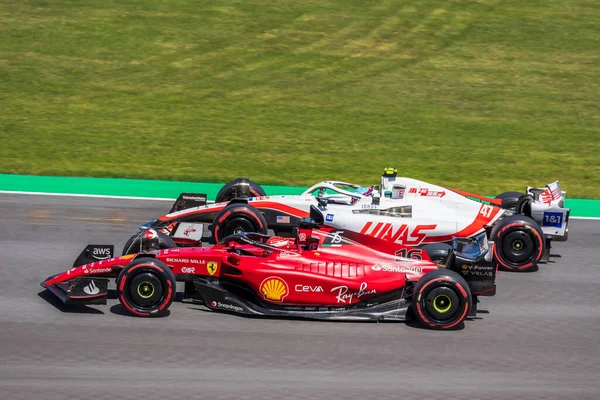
[109,304,171,318]
[107,290,184,318]
[183,305,492,331]
[37,289,104,314]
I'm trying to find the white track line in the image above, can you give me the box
[0,190,176,201]
[0,189,597,219]
[0,190,216,204]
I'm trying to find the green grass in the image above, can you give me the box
[1,0,599,198]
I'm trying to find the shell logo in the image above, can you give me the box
[259,277,289,302]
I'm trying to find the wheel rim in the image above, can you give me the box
[423,286,461,322]
[137,281,155,299]
[128,272,164,309]
[501,230,535,264]
[224,217,256,237]
[433,294,452,313]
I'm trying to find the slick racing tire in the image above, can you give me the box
[117,258,176,317]
[421,243,452,266]
[515,194,534,217]
[215,178,267,203]
[491,214,544,272]
[212,203,268,242]
[122,230,177,256]
[495,191,524,210]
[412,270,472,330]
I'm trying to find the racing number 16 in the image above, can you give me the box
[395,248,423,261]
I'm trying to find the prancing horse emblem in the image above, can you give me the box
[207,261,218,276]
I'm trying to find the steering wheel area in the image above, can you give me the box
[218,232,288,254]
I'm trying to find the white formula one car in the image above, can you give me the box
[126,168,570,273]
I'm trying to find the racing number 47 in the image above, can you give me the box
[480,204,494,219]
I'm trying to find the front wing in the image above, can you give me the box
[41,274,110,305]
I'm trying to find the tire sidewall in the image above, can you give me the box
[412,270,472,330]
[491,215,544,272]
[117,258,176,317]
[420,243,452,265]
[212,203,268,242]
[495,191,524,210]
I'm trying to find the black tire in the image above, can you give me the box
[411,269,472,330]
[117,258,176,317]
[122,230,177,256]
[491,214,544,272]
[215,178,267,203]
[515,194,533,217]
[212,203,268,242]
[495,191,524,210]
[421,243,452,266]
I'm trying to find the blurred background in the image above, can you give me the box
[1,0,598,198]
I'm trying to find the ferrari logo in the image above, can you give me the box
[207,261,218,276]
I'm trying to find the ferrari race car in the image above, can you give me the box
[41,208,498,330]
[127,168,570,273]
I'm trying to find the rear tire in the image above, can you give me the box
[421,243,452,266]
[496,192,523,210]
[215,178,266,203]
[212,203,268,242]
[117,258,176,317]
[495,191,523,210]
[411,270,472,330]
[491,215,544,272]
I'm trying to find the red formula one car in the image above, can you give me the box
[41,208,498,330]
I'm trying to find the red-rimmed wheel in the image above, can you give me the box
[212,203,268,242]
[412,270,472,330]
[491,215,544,272]
[117,258,176,317]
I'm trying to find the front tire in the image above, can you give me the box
[412,270,472,330]
[491,214,544,272]
[212,203,268,242]
[117,258,176,317]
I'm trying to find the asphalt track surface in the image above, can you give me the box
[1,193,599,400]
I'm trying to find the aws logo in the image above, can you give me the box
[259,277,289,302]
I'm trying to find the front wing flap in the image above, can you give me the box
[41,276,109,305]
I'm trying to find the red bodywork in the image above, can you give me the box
[44,228,439,307]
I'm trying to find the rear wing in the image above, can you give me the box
[526,181,566,206]
[525,181,570,240]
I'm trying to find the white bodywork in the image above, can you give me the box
[524,181,569,239]
[163,175,569,246]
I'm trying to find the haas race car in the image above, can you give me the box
[41,208,498,330]
[126,168,570,273]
